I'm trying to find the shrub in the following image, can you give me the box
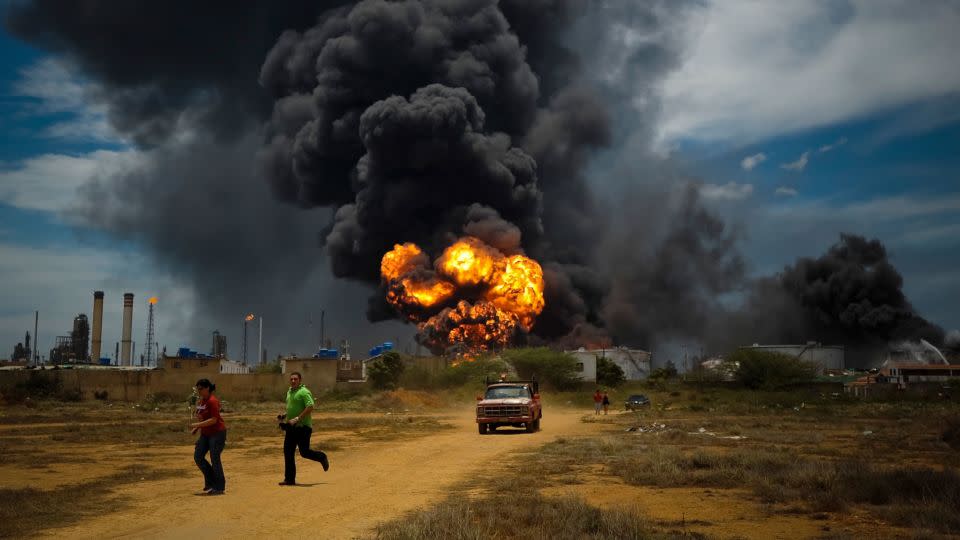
[943,415,960,451]
[368,352,406,390]
[729,348,817,390]
[596,357,625,387]
[502,347,580,390]
[436,356,509,387]
[649,361,678,381]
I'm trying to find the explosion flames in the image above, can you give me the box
[381,237,545,355]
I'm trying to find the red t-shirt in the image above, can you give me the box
[593,392,603,403]
[196,395,226,436]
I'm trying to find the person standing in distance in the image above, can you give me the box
[190,378,226,495]
[279,371,329,485]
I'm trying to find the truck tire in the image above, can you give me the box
[478,423,488,435]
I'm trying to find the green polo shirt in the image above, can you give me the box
[285,384,315,428]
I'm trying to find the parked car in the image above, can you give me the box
[624,394,650,410]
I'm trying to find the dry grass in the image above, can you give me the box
[374,384,960,538]
[0,464,176,538]
[373,475,705,540]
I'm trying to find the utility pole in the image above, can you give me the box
[258,316,263,367]
[320,310,325,349]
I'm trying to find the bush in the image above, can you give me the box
[729,348,817,390]
[649,361,678,380]
[502,347,580,390]
[436,356,508,387]
[397,365,436,390]
[368,352,406,390]
[943,415,960,451]
[3,371,64,402]
[596,357,625,387]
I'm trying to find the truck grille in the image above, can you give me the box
[482,405,525,417]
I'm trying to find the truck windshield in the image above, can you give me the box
[485,386,529,399]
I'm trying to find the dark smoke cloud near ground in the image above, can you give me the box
[710,234,947,366]
[5,0,954,362]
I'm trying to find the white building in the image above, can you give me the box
[219,359,250,374]
[740,343,844,372]
[565,347,652,381]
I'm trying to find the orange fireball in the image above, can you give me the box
[486,254,545,330]
[417,300,519,354]
[386,275,456,316]
[436,237,499,287]
[379,236,547,356]
[381,243,429,281]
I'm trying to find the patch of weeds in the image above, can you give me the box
[373,491,700,540]
[0,465,177,537]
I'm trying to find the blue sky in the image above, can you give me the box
[1,0,959,360]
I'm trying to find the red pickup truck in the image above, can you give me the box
[476,380,541,434]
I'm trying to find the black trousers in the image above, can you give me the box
[283,426,325,482]
[194,430,226,491]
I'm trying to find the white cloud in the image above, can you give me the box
[780,151,810,172]
[740,152,767,171]
[766,193,960,222]
[775,187,799,197]
[658,1,960,144]
[0,150,142,214]
[12,58,122,144]
[818,137,848,153]
[700,182,754,201]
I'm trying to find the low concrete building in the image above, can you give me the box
[740,343,844,372]
[885,363,960,385]
[566,347,651,382]
[158,355,250,375]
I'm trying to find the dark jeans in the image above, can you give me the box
[283,425,326,483]
[195,430,227,491]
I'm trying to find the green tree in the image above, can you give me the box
[501,347,580,390]
[649,360,678,380]
[368,351,406,390]
[596,356,625,387]
[729,349,817,390]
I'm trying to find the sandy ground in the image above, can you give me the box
[40,408,600,539]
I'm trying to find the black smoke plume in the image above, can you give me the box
[714,234,946,365]
[6,0,951,360]
[258,0,607,338]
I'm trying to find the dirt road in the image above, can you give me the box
[43,407,600,539]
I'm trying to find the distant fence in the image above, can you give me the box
[0,365,342,403]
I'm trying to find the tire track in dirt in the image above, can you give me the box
[41,407,600,539]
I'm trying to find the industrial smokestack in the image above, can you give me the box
[121,293,134,366]
[92,291,104,363]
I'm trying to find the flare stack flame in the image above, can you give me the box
[380,237,545,355]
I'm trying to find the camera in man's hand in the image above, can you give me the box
[277,414,289,431]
